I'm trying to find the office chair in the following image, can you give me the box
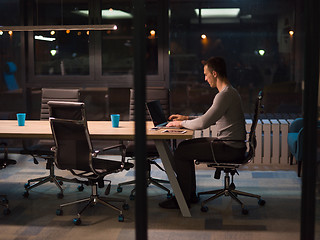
[287,118,303,177]
[48,101,133,225]
[197,91,266,214]
[0,142,16,215]
[22,88,86,198]
[117,87,172,200]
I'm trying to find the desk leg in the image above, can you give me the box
[154,140,192,217]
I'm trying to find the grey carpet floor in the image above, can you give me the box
[0,153,308,240]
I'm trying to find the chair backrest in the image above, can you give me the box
[129,87,170,121]
[48,101,93,172]
[246,91,264,160]
[40,88,80,120]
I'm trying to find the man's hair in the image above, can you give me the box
[204,57,227,78]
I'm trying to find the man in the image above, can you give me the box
[159,57,247,209]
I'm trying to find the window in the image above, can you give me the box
[101,0,159,75]
[34,30,89,75]
[169,0,301,117]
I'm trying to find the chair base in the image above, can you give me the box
[117,176,172,200]
[198,170,265,214]
[56,183,128,224]
[0,142,17,169]
[0,194,10,215]
[117,159,171,200]
[23,157,87,198]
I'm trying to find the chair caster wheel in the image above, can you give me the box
[117,187,122,193]
[58,180,63,186]
[24,183,30,189]
[258,199,266,206]
[201,206,208,212]
[56,209,63,216]
[242,208,249,215]
[57,193,64,199]
[129,194,135,200]
[77,185,84,191]
[229,183,235,190]
[3,208,11,215]
[118,214,124,222]
[122,203,129,210]
[23,191,29,198]
[73,218,81,225]
[167,193,172,199]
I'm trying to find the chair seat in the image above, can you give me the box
[93,158,134,174]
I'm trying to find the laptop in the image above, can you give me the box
[146,100,170,127]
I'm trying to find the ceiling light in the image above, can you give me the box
[75,9,132,19]
[50,50,57,56]
[195,8,240,18]
[258,49,265,56]
[34,35,56,41]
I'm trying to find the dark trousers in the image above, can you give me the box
[173,137,246,201]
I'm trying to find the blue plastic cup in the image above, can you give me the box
[111,114,120,128]
[16,113,26,126]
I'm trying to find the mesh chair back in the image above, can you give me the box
[48,101,93,171]
[246,91,263,160]
[41,88,80,120]
[129,87,170,121]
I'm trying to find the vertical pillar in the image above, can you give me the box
[301,0,319,238]
[133,1,147,240]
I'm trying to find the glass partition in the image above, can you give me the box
[34,30,89,75]
[101,0,159,75]
[169,0,302,117]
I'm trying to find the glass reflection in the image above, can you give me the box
[34,31,89,75]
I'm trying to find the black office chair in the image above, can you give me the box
[48,101,133,225]
[0,143,16,215]
[197,91,266,214]
[22,88,86,198]
[117,87,172,200]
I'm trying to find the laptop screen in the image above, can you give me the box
[146,100,168,127]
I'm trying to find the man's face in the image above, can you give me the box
[204,65,217,88]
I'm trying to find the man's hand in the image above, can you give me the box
[168,114,188,121]
[166,120,182,128]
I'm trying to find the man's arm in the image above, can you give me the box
[168,114,188,121]
[166,120,183,128]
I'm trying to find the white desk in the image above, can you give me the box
[0,120,194,217]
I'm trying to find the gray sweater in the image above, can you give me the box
[181,85,246,148]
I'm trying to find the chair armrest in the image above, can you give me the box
[93,143,126,157]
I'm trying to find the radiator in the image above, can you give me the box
[193,119,293,165]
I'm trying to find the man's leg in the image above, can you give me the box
[159,138,214,209]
